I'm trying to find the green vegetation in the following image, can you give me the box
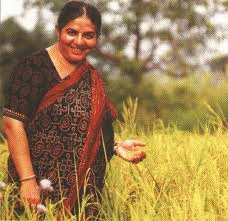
[1,1,228,219]
[1,99,228,220]
[108,74,228,132]
[1,0,228,131]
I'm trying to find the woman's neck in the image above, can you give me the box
[46,44,81,80]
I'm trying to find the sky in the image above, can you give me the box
[1,0,55,31]
[1,0,228,57]
[1,0,24,21]
[2,0,228,30]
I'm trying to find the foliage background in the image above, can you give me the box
[1,1,228,219]
[1,0,228,130]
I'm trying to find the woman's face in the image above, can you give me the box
[57,15,97,64]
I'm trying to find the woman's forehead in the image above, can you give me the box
[63,15,96,32]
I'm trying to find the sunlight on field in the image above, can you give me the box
[1,100,228,220]
[104,129,228,220]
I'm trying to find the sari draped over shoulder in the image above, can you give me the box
[29,60,117,210]
[4,50,117,212]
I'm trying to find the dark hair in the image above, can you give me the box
[57,1,102,37]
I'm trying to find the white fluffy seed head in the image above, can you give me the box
[37,204,47,213]
[0,181,6,189]
[40,179,54,192]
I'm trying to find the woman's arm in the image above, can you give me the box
[3,116,40,206]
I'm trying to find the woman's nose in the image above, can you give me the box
[73,35,84,46]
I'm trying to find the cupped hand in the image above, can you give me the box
[20,179,41,207]
[114,139,146,164]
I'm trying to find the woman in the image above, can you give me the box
[3,1,146,216]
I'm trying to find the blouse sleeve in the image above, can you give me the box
[3,59,34,122]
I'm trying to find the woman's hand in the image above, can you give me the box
[20,179,41,207]
[114,140,146,164]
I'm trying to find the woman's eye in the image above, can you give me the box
[67,30,77,36]
[84,33,96,39]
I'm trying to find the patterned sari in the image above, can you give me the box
[4,49,117,212]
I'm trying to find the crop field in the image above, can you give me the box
[1,102,228,220]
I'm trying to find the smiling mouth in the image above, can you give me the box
[71,47,85,53]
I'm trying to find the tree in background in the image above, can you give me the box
[92,0,225,115]
[0,19,52,92]
[16,0,224,76]
[1,0,227,126]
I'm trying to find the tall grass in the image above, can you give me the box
[103,130,228,220]
[1,98,228,220]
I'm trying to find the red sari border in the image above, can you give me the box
[28,60,117,212]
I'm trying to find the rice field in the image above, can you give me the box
[1,103,228,220]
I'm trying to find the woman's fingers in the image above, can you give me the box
[131,150,146,164]
[20,180,41,207]
[115,139,146,163]
[131,140,145,147]
[115,146,146,163]
[20,192,41,207]
[117,139,145,150]
[26,192,40,204]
